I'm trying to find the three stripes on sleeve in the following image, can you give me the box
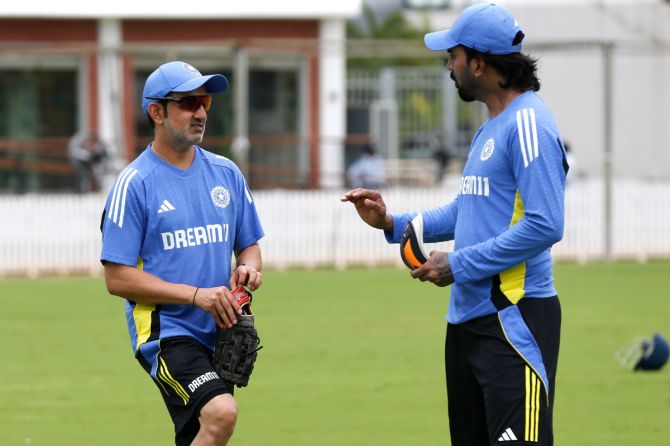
[108,167,139,228]
[516,108,539,169]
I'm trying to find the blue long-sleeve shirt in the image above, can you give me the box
[387,91,567,324]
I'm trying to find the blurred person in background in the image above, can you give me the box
[433,144,452,184]
[100,61,264,446]
[342,3,568,446]
[347,143,387,189]
[68,130,107,193]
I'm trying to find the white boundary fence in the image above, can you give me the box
[1,177,669,277]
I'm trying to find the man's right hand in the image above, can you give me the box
[340,188,393,232]
[193,286,242,329]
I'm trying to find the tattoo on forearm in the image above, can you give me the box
[436,252,454,287]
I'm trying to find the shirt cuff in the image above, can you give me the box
[383,213,415,244]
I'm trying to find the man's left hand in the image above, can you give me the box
[410,251,454,287]
[230,264,262,291]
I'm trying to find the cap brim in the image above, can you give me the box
[424,30,458,51]
[171,74,229,94]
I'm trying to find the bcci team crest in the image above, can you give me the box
[211,186,231,208]
[183,63,199,73]
[480,138,495,161]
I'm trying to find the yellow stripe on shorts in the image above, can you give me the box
[158,357,190,405]
[525,366,530,441]
[525,365,541,442]
[533,375,542,443]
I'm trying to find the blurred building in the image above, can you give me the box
[0,1,361,192]
[404,0,670,180]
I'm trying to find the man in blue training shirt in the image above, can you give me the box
[342,4,567,445]
[100,61,264,446]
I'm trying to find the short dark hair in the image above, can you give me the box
[463,46,541,92]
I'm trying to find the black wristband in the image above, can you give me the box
[192,287,199,306]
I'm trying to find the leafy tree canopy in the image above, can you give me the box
[347,3,437,70]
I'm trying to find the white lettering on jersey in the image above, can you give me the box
[206,224,224,243]
[194,226,207,245]
[516,108,539,168]
[161,224,229,251]
[175,230,187,248]
[459,176,490,197]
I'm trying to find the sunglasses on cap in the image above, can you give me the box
[145,95,212,112]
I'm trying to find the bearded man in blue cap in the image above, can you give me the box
[342,3,568,445]
[100,61,265,446]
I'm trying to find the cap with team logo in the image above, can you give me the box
[142,61,229,114]
[424,3,524,55]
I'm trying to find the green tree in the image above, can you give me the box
[347,3,436,70]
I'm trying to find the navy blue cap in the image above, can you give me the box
[424,3,524,55]
[142,61,228,114]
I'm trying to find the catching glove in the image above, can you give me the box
[400,212,429,269]
[212,287,263,387]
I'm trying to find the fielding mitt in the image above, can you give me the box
[212,287,263,387]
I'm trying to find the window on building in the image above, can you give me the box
[0,69,77,193]
[248,68,302,188]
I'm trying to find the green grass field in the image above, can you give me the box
[1,262,669,445]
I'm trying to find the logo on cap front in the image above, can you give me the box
[183,63,198,73]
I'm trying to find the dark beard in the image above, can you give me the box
[451,71,476,102]
[456,86,476,102]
